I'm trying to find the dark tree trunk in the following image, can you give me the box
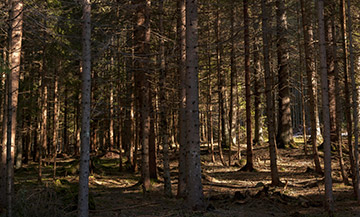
[242,0,254,172]
[300,0,322,173]
[262,0,281,186]
[176,0,187,198]
[276,0,294,149]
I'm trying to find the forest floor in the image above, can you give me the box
[9,141,360,217]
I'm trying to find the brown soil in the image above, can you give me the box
[12,143,360,217]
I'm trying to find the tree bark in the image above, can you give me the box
[300,0,322,173]
[347,0,360,203]
[340,0,356,190]
[78,0,91,216]
[177,0,187,198]
[317,0,334,213]
[262,0,281,186]
[158,0,172,197]
[6,0,23,215]
[134,0,151,192]
[215,0,226,166]
[324,1,337,148]
[228,1,237,166]
[242,0,254,171]
[185,0,205,210]
[276,0,294,149]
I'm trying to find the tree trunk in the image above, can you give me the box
[176,0,187,199]
[134,0,151,192]
[158,0,172,197]
[253,3,262,147]
[215,1,226,166]
[276,0,294,149]
[228,1,237,166]
[262,0,281,186]
[242,0,254,172]
[332,7,349,185]
[317,0,334,213]
[0,78,7,208]
[340,0,356,189]
[347,0,360,203]
[300,0,322,173]
[6,1,23,215]
[78,0,91,216]
[324,1,337,148]
[206,17,215,163]
[185,0,205,210]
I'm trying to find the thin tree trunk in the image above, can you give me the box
[158,0,172,197]
[185,0,205,209]
[215,1,225,166]
[332,10,349,185]
[317,0,334,213]
[206,18,215,163]
[78,0,91,216]
[324,1,337,149]
[109,86,114,151]
[340,0,356,189]
[0,78,7,208]
[242,0,254,172]
[228,2,237,166]
[347,0,360,203]
[177,0,187,198]
[300,0,322,173]
[253,4,262,147]
[262,0,281,186]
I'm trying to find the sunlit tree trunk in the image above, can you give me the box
[317,0,334,213]
[6,0,23,216]
[78,0,91,216]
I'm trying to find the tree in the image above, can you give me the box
[6,0,23,216]
[185,0,205,210]
[347,0,360,203]
[158,0,172,197]
[228,1,237,166]
[340,0,356,191]
[300,0,322,174]
[78,0,91,216]
[261,0,280,186]
[276,0,294,149]
[134,0,151,192]
[241,0,254,172]
[177,0,187,198]
[317,0,334,213]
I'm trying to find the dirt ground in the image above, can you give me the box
[10,142,360,217]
